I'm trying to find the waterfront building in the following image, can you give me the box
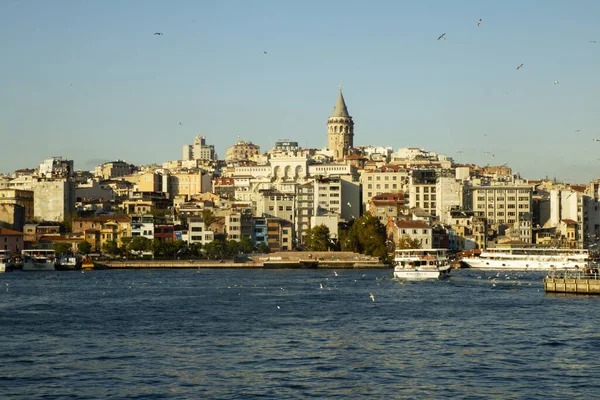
[0,228,24,253]
[327,87,354,160]
[188,216,215,245]
[130,214,154,240]
[386,219,433,249]
[0,189,34,231]
[72,216,131,249]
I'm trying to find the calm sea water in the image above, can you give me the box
[1,268,600,399]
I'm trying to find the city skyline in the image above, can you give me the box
[1,1,599,182]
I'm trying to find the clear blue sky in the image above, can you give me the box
[1,0,599,183]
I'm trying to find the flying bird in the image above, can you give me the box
[457,150,464,154]
[370,293,375,302]
[516,63,524,70]
[263,51,267,54]
[437,33,446,40]
[554,81,559,85]
[179,122,183,126]
[153,32,163,35]
[333,271,338,277]
[477,18,482,27]
[574,129,581,132]
[594,138,600,142]
[589,41,598,43]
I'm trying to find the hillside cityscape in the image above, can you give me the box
[1,88,598,258]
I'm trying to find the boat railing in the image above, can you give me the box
[547,266,600,280]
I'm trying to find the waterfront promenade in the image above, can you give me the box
[94,251,388,269]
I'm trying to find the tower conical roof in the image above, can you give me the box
[331,89,350,118]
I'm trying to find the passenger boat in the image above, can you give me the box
[55,254,82,270]
[0,250,13,273]
[393,249,451,280]
[22,249,56,271]
[461,248,590,270]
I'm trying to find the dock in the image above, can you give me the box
[543,269,600,294]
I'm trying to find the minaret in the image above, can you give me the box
[327,85,354,160]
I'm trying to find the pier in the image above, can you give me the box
[543,269,600,294]
[93,251,389,270]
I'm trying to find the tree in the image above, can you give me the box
[396,234,422,250]
[53,242,72,255]
[77,241,92,255]
[304,224,332,251]
[239,237,255,254]
[202,209,216,226]
[256,242,270,254]
[339,213,388,259]
[121,236,132,248]
[102,240,119,255]
[204,239,226,259]
[130,236,153,252]
[226,240,240,257]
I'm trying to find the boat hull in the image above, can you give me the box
[462,258,586,270]
[394,268,450,280]
[22,261,56,271]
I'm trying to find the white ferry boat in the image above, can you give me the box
[393,249,451,280]
[461,248,590,270]
[22,249,56,271]
[0,250,12,273]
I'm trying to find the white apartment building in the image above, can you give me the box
[360,165,409,211]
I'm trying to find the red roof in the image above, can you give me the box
[561,219,577,225]
[394,220,431,229]
[0,228,23,236]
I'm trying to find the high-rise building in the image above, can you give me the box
[183,135,216,162]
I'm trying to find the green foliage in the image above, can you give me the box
[304,224,332,251]
[202,209,216,227]
[203,239,226,259]
[256,242,270,254]
[339,213,388,259]
[238,237,255,254]
[396,234,422,250]
[130,236,153,252]
[77,241,92,255]
[102,240,119,255]
[226,240,240,257]
[53,242,72,256]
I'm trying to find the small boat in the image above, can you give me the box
[393,249,451,280]
[55,254,82,270]
[462,248,590,270]
[0,250,13,273]
[81,257,94,270]
[22,249,56,271]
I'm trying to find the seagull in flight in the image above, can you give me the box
[477,18,482,27]
[437,33,446,40]
[457,150,464,154]
[593,138,600,142]
[516,63,524,70]
[333,271,338,277]
[554,80,559,85]
[263,51,267,55]
[370,293,375,302]
[589,41,598,43]
[154,32,164,36]
[574,129,581,132]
